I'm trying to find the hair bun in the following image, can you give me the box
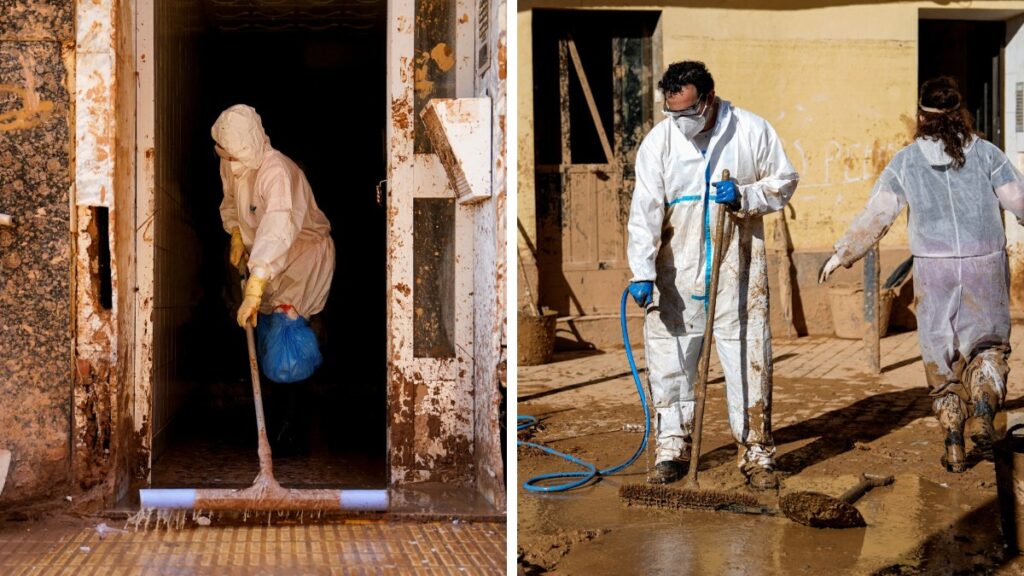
[920,76,962,111]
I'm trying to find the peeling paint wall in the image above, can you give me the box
[386,0,416,485]
[134,0,155,486]
[473,0,506,510]
[72,0,138,504]
[388,0,477,486]
[111,0,138,505]
[519,1,1024,339]
[0,0,74,504]
[387,0,505,501]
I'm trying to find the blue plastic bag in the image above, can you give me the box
[256,311,323,383]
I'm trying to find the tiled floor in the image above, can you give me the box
[518,328,1024,404]
[0,519,505,575]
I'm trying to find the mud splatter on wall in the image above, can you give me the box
[0,0,74,504]
[472,0,506,510]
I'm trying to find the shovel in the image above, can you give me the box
[780,473,894,528]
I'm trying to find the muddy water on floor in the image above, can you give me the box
[521,472,1016,574]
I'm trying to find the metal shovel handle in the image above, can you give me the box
[839,473,895,505]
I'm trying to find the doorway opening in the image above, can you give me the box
[919,17,1006,147]
[146,6,387,491]
[531,9,659,348]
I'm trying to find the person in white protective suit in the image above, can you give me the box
[212,104,336,455]
[820,76,1024,473]
[212,104,335,328]
[627,61,799,489]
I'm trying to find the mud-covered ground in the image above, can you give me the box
[518,331,1024,575]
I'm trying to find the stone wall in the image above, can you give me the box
[0,0,74,504]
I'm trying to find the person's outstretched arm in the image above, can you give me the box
[820,166,907,283]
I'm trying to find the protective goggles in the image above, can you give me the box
[663,96,709,119]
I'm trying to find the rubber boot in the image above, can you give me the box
[969,389,997,461]
[967,355,1004,461]
[746,467,779,491]
[648,460,687,484]
[935,393,968,473]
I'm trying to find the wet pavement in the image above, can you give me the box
[0,515,505,574]
[518,330,1024,574]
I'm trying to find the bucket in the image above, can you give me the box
[828,286,896,339]
[518,310,559,366]
[996,423,1024,553]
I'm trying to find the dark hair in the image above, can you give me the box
[658,61,715,98]
[916,76,976,169]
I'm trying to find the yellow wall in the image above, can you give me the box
[659,5,915,250]
[518,1,1024,252]
[517,10,539,312]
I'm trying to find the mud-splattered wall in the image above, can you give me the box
[472,0,507,510]
[0,0,74,504]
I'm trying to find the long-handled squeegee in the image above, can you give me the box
[138,257,387,514]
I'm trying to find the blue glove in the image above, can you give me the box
[628,281,654,308]
[712,179,741,211]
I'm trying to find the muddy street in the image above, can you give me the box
[517,331,1024,575]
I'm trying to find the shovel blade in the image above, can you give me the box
[780,491,866,529]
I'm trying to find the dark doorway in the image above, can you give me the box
[532,10,660,327]
[919,18,1006,147]
[148,9,387,491]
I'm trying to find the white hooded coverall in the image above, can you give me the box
[213,105,336,319]
[834,136,1024,413]
[628,99,799,471]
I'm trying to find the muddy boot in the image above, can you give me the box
[746,467,779,491]
[968,396,996,461]
[967,359,1002,461]
[935,393,968,473]
[941,431,967,473]
[648,460,687,484]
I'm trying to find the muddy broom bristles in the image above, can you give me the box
[619,483,768,513]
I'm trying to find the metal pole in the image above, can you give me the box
[864,245,881,374]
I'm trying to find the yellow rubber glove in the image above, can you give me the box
[238,273,268,327]
[229,227,245,268]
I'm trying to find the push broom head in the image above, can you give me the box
[619,482,761,511]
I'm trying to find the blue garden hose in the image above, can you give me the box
[517,288,651,492]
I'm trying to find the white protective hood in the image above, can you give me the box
[213,105,336,318]
[212,104,270,172]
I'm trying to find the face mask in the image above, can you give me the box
[665,97,711,140]
[674,114,707,140]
